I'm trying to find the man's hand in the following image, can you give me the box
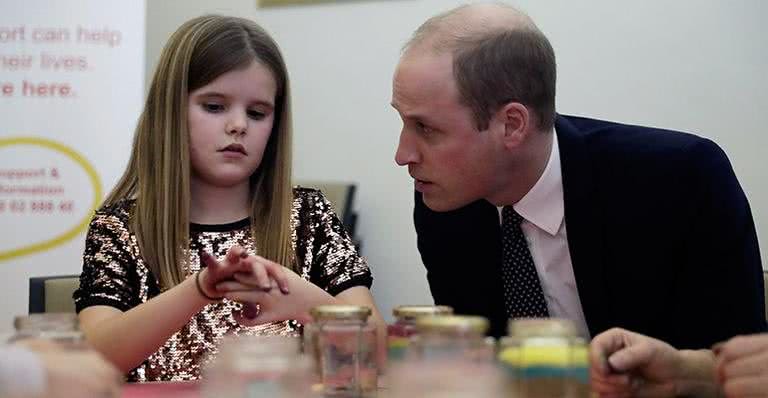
[715,334,768,398]
[590,327,688,397]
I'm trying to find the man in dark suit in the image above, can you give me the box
[391,3,765,348]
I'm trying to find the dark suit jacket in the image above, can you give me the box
[414,114,766,348]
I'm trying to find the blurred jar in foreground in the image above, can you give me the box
[304,305,377,397]
[410,315,493,362]
[10,313,83,347]
[387,305,452,363]
[6,313,121,398]
[498,318,589,398]
[389,356,505,398]
[202,335,309,398]
[568,337,590,398]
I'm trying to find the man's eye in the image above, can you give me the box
[202,103,224,112]
[416,121,432,134]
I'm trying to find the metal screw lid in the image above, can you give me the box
[507,318,577,338]
[415,315,489,334]
[393,305,453,321]
[309,305,371,321]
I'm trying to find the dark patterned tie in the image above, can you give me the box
[501,206,549,319]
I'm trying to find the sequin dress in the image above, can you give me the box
[73,187,372,382]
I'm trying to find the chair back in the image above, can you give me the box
[296,181,358,239]
[764,271,768,322]
[29,275,80,313]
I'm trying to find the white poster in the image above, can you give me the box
[0,1,145,331]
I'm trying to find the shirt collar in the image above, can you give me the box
[512,129,564,236]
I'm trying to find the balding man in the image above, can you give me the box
[392,3,765,346]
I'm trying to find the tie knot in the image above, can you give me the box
[502,206,524,226]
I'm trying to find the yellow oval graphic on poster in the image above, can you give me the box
[0,137,102,261]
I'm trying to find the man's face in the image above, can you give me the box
[392,52,500,212]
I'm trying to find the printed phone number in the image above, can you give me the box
[0,200,74,213]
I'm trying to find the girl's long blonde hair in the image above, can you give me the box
[105,15,294,289]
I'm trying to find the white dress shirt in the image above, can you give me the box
[498,131,590,338]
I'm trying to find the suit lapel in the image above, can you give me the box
[556,115,609,337]
[414,192,508,336]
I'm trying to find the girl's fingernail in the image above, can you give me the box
[280,286,290,294]
[242,304,259,319]
[200,251,215,266]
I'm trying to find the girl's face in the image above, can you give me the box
[187,60,277,190]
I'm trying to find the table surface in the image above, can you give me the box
[121,380,386,397]
[122,381,200,398]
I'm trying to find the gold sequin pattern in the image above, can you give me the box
[73,188,372,382]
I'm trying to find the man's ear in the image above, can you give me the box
[495,102,530,149]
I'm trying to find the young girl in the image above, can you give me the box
[73,15,384,382]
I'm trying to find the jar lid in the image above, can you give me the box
[14,313,79,331]
[415,315,489,334]
[309,305,371,321]
[393,305,453,320]
[507,318,577,338]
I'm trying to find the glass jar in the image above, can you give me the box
[568,337,590,398]
[202,335,307,398]
[387,305,452,362]
[10,313,83,346]
[305,305,377,397]
[498,318,589,398]
[410,315,492,362]
[388,354,505,398]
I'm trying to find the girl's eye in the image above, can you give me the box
[202,103,224,112]
[247,110,266,120]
